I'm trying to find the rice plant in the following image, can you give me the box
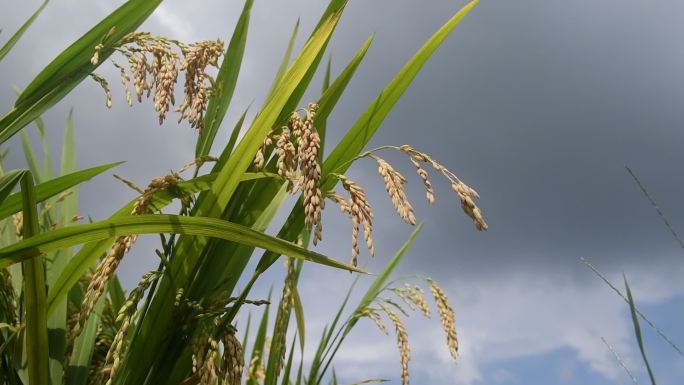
[0,1,485,384]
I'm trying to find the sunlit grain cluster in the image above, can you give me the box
[90,32,223,130]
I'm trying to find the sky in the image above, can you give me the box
[2,0,684,384]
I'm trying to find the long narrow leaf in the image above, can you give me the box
[0,0,49,61]
[196,0,254,158]
[624,276,658,385]
[20,131,44,182]
[321,0,479,186]
[0,214,364,273]
[0,169,27,205]
[65,296,104,385]
[266,19,300,98]
[0,162,122,221]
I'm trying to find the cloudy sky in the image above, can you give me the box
[2,0,684,384]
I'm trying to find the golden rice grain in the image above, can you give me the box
[381,304,411,385]
[428,279,458,359]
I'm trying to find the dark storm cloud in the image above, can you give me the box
[325,0,684,282]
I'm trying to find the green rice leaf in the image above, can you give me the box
[321,0,479,186]
[20,131,44,182]
[0,169,27,205]
[624,275,658,385]
[316,34,373,153]
[0,162,122,221]
[215,107,250,170]
[34,117,54,180]
[280,335,297,385]
[266,19,300,98]
[196,0,254,158]
[65,295,104,385]
[292,285,306,351]
[108,276,126,315]
[0,214,364,273]
[0,0,49,62]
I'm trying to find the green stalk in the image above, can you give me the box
[20,172,49,385]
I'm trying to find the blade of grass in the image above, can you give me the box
[34,117,54,180]
[624,275,657,385]
[20,131,44,183]
[266,19,301,98]
[196,0,254,158]
[65,296,104,385]
[321,0,479,187]
[280,334,297,385]
[213,106,250,172]
[318,55,333,150]
[20,171,50,385]
[0,169,27,205]
[108,277,126,315]
[0,0,49,61]
[291,285,305,351]
[0,162,122,221]
[307,278,357,382]
[0,214,364,271]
